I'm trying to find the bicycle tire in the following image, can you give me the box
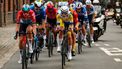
[77,31,83,54]
[48,31,54,57]
[35,41,40,61]
[22,48,28,69]
[87,29,91,47]
[62,53,65,69]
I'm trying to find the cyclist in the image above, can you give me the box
[85,0,95,43]
[15,4,36,63]
[45,2,58,46]
[30,1,46,48]
[75,2,88,45]
[56,6,73,60]
[69,3,79,56]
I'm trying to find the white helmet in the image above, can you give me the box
[75,2,82,9]
[85,0,92,5]
[58,2,62,7]
[63,2,68,6]
[60,6,69,14]
[70,3,76,9]
[34,1,42,7]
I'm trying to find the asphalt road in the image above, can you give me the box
[2,20,122,69]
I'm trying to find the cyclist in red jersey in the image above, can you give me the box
[45,2,58,46]
[15,4,36,63]
[69,4,79,56]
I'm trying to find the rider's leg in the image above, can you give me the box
[70,25,76,56]
[90,24,94,43]
[18,35,24,63]
[88,15,94,43]
[82,24,86,41]
[27,25,33,53]
[81,23,87,46]
[57,27,63,52]
[67,30,73,60]
[71,31,76,56]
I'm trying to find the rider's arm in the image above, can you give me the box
[82,7,88,22]
[69,14,74,24]
[73,11,79,28]
[41,8,46,28]
[16,11,22,32]
[30,10,36,35]
[89,5,95,15]
[56,14,61,26]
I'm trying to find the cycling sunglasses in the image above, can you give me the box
[61,12,68,15]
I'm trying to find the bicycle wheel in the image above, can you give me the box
[62,53,65,69]
[78,32,83,54]
[22,48,28,69]
[61,40,66,69]
[35,49,40,61]
[35,41,40,61]
[48,31,54,57]
[87,28,91,47]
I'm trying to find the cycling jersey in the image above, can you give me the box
[16,10,36,24]
[46,8,57,19]
[57,12,73,28]
[70,9,78,26]
[84,5,95,24]
[30,5,46,24]
[16,10,36,35]
[84,5,95,15]
[76,5,88,24]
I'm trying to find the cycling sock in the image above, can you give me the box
[68,45,72,53]
[90,34,94,40]
[28,40,33,53]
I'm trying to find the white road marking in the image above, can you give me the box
[114,58,122,62]
[104,44,110,46]
[95,44,101,46]
[100,47,122,56]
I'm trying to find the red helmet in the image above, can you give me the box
[47,3,54,10]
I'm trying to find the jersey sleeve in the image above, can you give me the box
[41,7,46,19]
[30,10,36,23]
[69,14,74,23]
[82,7,88,21]
[73,11,78,24]
[56,14,64,27]
[16,11,22,24]
[89,5,95,15]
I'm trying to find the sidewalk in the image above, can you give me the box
[0,24,19,69]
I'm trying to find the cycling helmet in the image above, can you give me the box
[85,0,92,5]
[22,4,30,12]
[47,3,54,10]
[69,3,76,10]
[75,2,82,9]
[60,6,69,15]
[34,1,42,7]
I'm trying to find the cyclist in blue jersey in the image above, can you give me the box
[85,0,95,43]
[75,2,88,46]
[30,1,46,48]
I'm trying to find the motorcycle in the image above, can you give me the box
[92,2,107,41]
[93,10,106,41]
[115,8,121,25]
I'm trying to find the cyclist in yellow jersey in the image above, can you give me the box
[56,6,73,61]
